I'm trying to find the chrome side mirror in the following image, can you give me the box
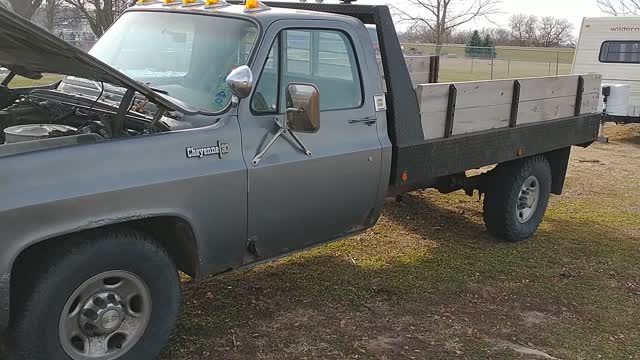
[285,83,320,133]
[226,65,253,99]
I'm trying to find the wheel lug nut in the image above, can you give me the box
[83,309,98,320]
[93,297,107,309]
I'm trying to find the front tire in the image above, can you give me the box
[483,156,552,242]
[12,229,181,360]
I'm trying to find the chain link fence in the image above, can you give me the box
[401,44,576,82]
[4,39,576,89]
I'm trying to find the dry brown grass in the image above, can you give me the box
[163,125,640,360]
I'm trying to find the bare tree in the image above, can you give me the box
[43,0,63,31]
[481,27,512,45]
[537,17,574,48]
[597,0,640,15]
[449,29,473,44]
[508,14,575,48]
[62,0,128,37]
[8,0,43,20]
[509,14,538,46]
[392,0,501,51]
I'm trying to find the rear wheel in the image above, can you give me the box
[483,156,552,242]
[12,229,181,360]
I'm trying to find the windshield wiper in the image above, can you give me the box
[148,86,169,95]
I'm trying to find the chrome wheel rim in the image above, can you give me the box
[516,175,540,223]
[58,271,152,360]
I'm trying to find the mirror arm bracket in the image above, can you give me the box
[252,126,287,166]
[288,131,312,157]
[251,116,313,166]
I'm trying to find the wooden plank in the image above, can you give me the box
[453,104,511,134]
[405,56,430,73]
[410,73,430,88]
[421,112,446,140]
[421,104,513,139]
[582,73,603,95]
[518,93,600,124]
[417,80,514,111]
[581,92,600,114]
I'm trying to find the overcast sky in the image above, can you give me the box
[321,0,610,35]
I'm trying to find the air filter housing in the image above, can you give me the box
[4,124,77,144]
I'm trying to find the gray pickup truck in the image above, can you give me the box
[0,1,601,359]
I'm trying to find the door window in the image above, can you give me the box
[284,29,362,111]
[251,29,363,113]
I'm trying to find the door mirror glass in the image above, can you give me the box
[285,83,320,133]
[226,65,253,99]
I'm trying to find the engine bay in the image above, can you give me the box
[0,86,184,147]
[1,89,164,144]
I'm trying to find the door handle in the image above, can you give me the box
[349,117,377,126]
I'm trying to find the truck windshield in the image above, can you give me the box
[89,11,258,113]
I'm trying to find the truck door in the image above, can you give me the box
[239,22,383,260]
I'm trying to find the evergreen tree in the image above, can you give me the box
[482,34,497,59]
[465,30,484,58]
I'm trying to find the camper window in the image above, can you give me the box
[599,41,640,64]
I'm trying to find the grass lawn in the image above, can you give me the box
[163,125,640,359]
[439,58,573,82]
[5,74,64,88]
[403,43,576,64]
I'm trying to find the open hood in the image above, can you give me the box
[0,6,200,115]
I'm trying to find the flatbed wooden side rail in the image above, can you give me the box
[416,74,602,140]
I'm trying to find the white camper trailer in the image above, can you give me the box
[572,16,640,123]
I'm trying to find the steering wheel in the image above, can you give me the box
[0,85,11,109]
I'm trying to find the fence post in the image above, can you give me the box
[471,58,474,74]
[507,59,511,78]
[548,62,552,76]
[556,51,560,76]
[428,56,440,83]
[491,58,494,80]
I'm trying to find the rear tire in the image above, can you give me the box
[11,229,181,360]
[483,156,552,242]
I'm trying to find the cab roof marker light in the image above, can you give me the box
[136,0,161,5]
[182,0,204,7]
[205,0,230,9]
[163,0,181,6]
[244,0,270,12]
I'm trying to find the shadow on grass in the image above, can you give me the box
[165,192,639,359]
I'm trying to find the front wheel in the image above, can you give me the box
[12,229,181,360]
[483,156,552,242]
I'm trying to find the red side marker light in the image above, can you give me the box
[401,171,409,182]
[517,147,523,157]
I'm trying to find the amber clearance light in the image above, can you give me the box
[245,0,270,12]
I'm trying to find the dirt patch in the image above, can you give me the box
[521,311,555,326]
